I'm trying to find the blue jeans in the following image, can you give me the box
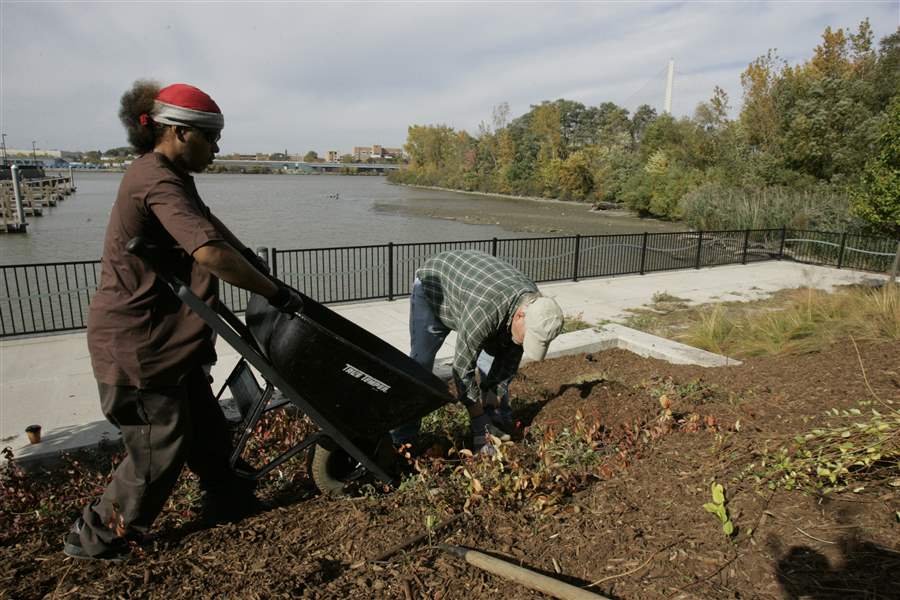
[391,279,510,444]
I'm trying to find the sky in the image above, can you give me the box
[1,1,897,156]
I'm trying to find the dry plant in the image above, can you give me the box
[676,284,899,357]
[751,404,899,494]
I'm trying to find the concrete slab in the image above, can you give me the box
[1,261,883,465]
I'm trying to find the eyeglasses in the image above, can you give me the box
[194,127,221,145]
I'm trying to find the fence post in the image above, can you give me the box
[639,232,648,275]
[255,246,269,270]
[778,227,787,260]
[836,232,847,269]
[694,230,704,269]
[571,234,581,282]
[387,242,394,301]
[890,240,899,284]
[269,247,278,277]
[492,237,498,257]
[741,229,750,265]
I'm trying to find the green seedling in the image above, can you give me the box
[703,482,735,537]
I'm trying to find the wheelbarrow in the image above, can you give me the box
[126,238,453,494]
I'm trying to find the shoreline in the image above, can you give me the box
[390,181,597,207]
[376,182,683,236]
[387,181,677,224]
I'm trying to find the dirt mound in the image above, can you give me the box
[2,338,898,599]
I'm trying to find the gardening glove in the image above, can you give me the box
[471,413,511,455]
[268,284,304,315]
[241,248,271,274]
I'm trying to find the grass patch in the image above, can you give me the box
[651,290,690,307]
[625,284,899,358]
[561,312,592,334]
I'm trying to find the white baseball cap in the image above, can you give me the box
[522,297,564,361]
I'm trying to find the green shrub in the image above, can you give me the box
[681,182,860,231]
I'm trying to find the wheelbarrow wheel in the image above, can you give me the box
[309,443,360,496]
[309,436,397,496]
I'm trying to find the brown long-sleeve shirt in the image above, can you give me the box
[87,153,224,388]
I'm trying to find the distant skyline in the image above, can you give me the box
[1,1,897,155]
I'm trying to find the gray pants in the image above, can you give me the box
[79,367,241,555]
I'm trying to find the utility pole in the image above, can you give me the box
[32,140,37,162]
[664,59,675,114]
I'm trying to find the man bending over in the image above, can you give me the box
[392,250,564,453]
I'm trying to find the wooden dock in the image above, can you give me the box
[0,174,76,233]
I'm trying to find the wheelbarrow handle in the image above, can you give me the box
[125,236,188,289]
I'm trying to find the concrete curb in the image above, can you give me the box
[530,323,741,367]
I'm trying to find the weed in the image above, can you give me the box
[623,309,666,333]
[561,312,592,334]
[703,482,735,537]
[648,376,718,405]
[421,403,470,438]
[650,291,690,313]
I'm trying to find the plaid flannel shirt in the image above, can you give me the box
[416,250,537,405]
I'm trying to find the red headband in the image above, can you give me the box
[151,83,224,130]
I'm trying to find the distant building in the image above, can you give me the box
[326,151,339,162]
[351,146,369,161]
[352,145,404,161]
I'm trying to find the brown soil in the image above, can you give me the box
[2,338,899,599]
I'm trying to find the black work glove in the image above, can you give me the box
[241,248,271,274]
[268,284,303,315]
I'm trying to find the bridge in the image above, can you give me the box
[212,159,400,173]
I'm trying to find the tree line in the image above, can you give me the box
[389,20,899,237]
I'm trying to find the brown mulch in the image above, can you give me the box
[2,338,899,599]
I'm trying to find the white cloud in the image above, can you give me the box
[1,1,895,154]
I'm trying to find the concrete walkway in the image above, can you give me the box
[0,262,884,465]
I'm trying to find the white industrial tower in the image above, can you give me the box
[663,59,675,114]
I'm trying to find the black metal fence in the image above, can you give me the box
[1,228,897,338]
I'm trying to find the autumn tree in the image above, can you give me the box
[852,95,900,237]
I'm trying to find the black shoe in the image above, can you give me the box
[199,491,267,524]
[62,518,131,562]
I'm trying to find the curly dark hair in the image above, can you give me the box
[118,79,164,154]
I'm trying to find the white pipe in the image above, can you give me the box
[440,544,610,600]
[664,59,674,114]
[10,165,26,227]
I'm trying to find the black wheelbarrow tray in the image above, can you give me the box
[126,238,453,494]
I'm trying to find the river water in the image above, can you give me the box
[1,172,681,264]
